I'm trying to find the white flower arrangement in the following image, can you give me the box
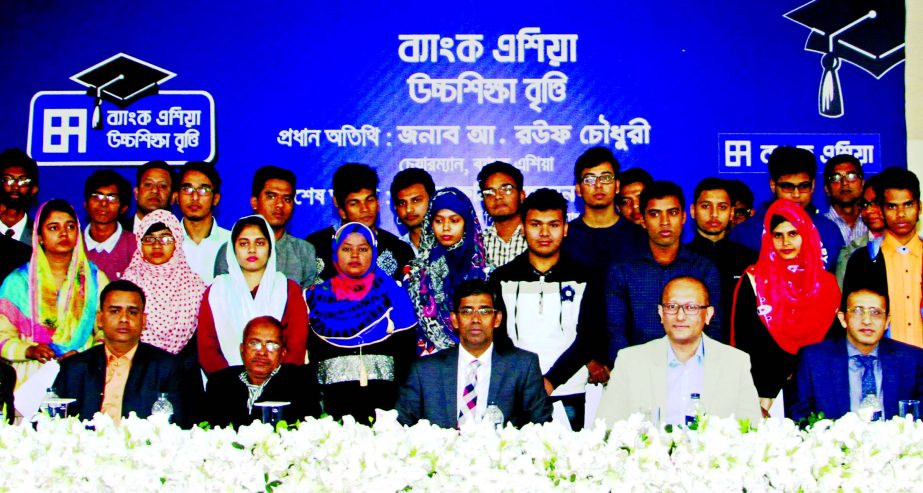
[1,411,922,492]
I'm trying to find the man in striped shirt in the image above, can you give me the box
[477,161,528,271]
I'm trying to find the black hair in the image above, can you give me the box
[618,167,653,188]
[390,168,435,202]
[143,222,170,235]
[875,166,920,203]
[100,279,146,309]
[769,214,788,231]
[768,146,816,182]
[692,177,731,204]
[0,148,39,187]
[639,180,684,215]
[38,199,77,229]
[725,179,754,209]
[823,154,863,180]
[452,279,500,313]
[135,160,174,191]
[573,147,620,182]
[333,163,378,208]
[84,169,131,205]
[251,165,297,198]
[179,161,222,193]
[840,285,889,314]
[477,161,524,191]
[231,216,274,260]
[862,173,881,198]
[520,188,568,223]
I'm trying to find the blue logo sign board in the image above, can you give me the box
[27,91,215,165]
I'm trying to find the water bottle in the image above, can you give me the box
[685,393,701,427]
[43,387,63,417]
[150,393,174,422]
[484,402,504,429]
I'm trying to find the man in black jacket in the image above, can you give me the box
[490,188,608,430]
[203,316,320,428]
[54,280,186,425]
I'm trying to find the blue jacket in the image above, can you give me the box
[787,337,923,421]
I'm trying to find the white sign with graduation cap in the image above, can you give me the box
[27,53,216,165]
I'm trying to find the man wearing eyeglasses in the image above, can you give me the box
[597,276,760,426]
[175,161,229,284]
[561,147,646,270]
[82,170,137,280]
[787,285,923,422]
[823,155,868,245]
[834,175,886,287]
[843,167,923,348]
[0,148,39,246]
[203,316,320,429]
[132,161,175,232]
[396,279,552,428]
[729,146,844,273]
[477,161,528,271]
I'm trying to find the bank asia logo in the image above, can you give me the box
[785,0,904,118]
[27,53,215,165]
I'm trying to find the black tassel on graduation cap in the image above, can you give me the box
[70,53,176,129]
[785,0,904,118]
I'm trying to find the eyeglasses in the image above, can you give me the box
[1,175,33,188]
[581,174,616,186]
[845,306,886,320]
[140,235,176,245]
[480,184,516,198]
[776,182,812,193]
[827,172,862,184]
[457,307,497,317]
[179,184,214,196]
[89,192,120,204]
[733,207,752,218]
[661,303,709,315]
[246,340,282,352]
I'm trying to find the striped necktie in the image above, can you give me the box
[459,359,481,423]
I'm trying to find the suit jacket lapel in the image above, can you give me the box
[879,339,900,418]
[650,338,668,412]
[84,347,107,414]
[826,342,852,418]
[702,336,721,412]
[442,348,460,424]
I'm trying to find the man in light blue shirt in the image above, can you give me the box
[788,285,923,421]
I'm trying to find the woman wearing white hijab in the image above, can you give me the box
[197,215,308,375]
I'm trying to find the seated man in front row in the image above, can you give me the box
[54,280,185,424]
[396,279,552,428]
[597,276,760,427]
[787,286,923,421]
[203,315,320,428]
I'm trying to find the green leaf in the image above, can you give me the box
[231,441,245,450]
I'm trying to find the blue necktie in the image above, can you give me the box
[852,354,878,398]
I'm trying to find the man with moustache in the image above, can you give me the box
[616,167,653,227]
[788,285,923,421]
[684,178,757,342]
[823,154,867,245]
[605,181,722,366]
[390,168,434,256]
[132,160,174,232]
[0,149,39,245]
[82,170,136,280]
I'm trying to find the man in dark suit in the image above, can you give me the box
[396,279,552,428]
[0,232,30,285]
[53,280,186,425]
[203,315,320,429]
[787,285,923,421]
